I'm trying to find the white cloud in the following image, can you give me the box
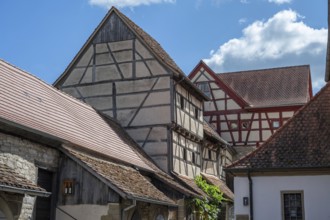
[89,0,175,8]
[268,0,292,5]
[239,18,247,24]
[204,10,327,93]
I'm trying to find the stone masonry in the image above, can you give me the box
[0,132,59,219]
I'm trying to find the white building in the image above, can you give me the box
[226,80,330,220]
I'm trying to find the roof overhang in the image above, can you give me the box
[226,166,330,176]
[0,184,51,197]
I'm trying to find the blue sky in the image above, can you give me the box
[0,0,327,93]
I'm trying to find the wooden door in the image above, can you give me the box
[35,169,53,220]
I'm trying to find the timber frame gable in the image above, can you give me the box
[188,61,312,158]
[189,60,248,108]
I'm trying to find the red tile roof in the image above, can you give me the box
[201,173,234,201]
[0,162,48,196]
[227,82,330,171]
[0,59,152,171]
[217,65,312,108]
[64,147,175,205]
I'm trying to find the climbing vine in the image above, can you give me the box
[191,175,224,220]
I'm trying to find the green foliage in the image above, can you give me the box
[191,175,225,220]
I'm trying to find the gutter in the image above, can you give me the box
[0,185,51,197]
[247,171,254,220]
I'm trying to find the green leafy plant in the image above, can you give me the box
[191,175,225,220]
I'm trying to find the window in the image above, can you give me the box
[194,107,199,120]
[63,180,74,195]
[230,121,238,130]
[282,191,304,220]
[272,120,280,129]
[180,95,185,109]
[241,121,250,129]
[183,148,187,161]
[208,149,212,160]
[197,82,211,98]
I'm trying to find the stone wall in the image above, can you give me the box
[0,132,59,219]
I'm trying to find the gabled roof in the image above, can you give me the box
[0,162,50,197]
[201,173,234,201]
[227,82,330,171]
[217,65,312,108]
[203,120,228,145]
[54,7,208,100]
[0,59,153,171]
[63,147,175,206]
[173,173,208,198]
[189,61,248,106]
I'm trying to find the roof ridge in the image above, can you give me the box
[217,64,310,75]
[227,81,330,170]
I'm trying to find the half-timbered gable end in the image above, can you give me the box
[189,61,312,158]
[54,7,209,176]
[0,59,206,220]
[226,81,330,220]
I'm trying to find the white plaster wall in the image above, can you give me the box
[234,175,330,220]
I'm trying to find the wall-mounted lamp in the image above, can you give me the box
[243,197,249,206]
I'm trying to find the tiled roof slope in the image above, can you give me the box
[112,7,183,77]
[0,162,48,196]
[201,173,234,201]
[227,82,330,170]
[0,59,152,171]
[203,120,228,144]
[54,7,208,100]
[65,147,175,205]
[217,65,312,107]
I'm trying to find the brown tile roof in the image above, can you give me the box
[0,162,48,196]
[54,7,208,100]
[173,173,208,198]
[201,173,234,201]
[217,65,312,108]
[227,82,330,171]
[203,120,228,144]
[0,59,152,171]
[64,147,175,205]
[112,7,183,77]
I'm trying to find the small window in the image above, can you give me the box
[183,148,187,161]
[282,192,304,220]
[272,120,280,129]
[192,152,196,164]
[197,82,211,98]
[208,149,212,160]
[63,180,74,195]
[180,95,185,109]
[230,121,238,130]
[194,107,199,119]
[241,121,250,129]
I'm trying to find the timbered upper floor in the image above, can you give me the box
[188,61,312,157]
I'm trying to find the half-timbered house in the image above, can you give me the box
[189,61,312,159]
[0,7,235,220]
[225,78,330,220]
[0,59,204,220]
[53,7,234,184]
